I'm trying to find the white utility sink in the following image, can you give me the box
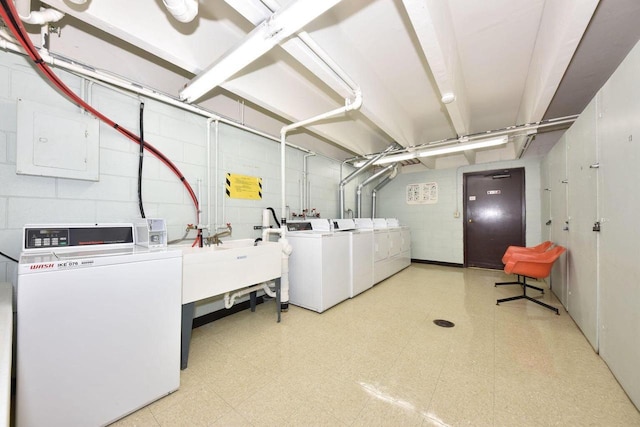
[177,239,282,304]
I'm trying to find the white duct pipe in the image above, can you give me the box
[302,153,316,212]
[277,91,363,309]
[356,163,396,218]
[372,164,398,218]
[162,0,198,23]
[18,7,65,25]
[224,282,277,309]
[339,144,395,218]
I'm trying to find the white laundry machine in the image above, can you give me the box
[355,218,410,284]
[333,218,373,297]
[16,223,182,427]
[386,218,411,276]
[286,219,350,312]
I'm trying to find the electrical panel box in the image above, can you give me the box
[16,98,100,181]
[134,218,167,249]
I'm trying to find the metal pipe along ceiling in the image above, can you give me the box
[339,144,395,219]
[372,165,398,218]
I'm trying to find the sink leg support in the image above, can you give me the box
[276,278,281,323]
[250,291,257,312]
[180,302,195,370]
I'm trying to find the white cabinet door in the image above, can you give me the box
[598,42,640,409]
[566,99,600,350]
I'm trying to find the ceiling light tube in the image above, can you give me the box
[180,0,343,103]
[417,135,508,158]
[373,152,417,165]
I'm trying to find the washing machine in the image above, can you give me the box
[286,219,350,312]
[386,218,411,276]
[16,223,182,427]
[333,218,373,297]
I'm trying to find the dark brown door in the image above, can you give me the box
[464,168,525,269]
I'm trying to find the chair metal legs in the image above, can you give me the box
[495,275,544,293]
[496,276,559,315]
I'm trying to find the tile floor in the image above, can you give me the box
[113,264,640,426]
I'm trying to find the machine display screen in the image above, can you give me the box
[25,226,134,249]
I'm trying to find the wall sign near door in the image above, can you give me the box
[406,182,438,204]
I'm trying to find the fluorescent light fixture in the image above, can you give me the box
[417,135,508,158]
[351,135,508,168]
[180,0,343,103]
[373,152,417,165]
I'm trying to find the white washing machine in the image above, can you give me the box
[355,218,410,284]
[386,218,411,276]
[286,219,350,312]
[333,218,373,297]
[16,224,182,427]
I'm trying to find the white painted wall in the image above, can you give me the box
[376,157,543,264]
[0,49,368,315]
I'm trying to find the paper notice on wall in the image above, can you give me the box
[406,182,438,204]
[225,173,263,200]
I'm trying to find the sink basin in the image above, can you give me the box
[176,239,282,304]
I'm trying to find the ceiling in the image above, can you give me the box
[11,0,640,167]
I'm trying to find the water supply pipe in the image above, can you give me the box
[356,163,396,218]
[372,165,399,218]
[339,144,395,218]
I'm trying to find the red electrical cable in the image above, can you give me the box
[0,1,200,226]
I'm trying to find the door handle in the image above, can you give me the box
[593,221,601,232]
[468,219,473,223]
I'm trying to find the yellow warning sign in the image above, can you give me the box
[225,173,263,200]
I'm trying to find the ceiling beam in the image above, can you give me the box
[223,0,416,151]
[180,0,344,103]
[514,0,599,154]
[402,0,472,168]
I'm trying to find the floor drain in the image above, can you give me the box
[433,319,455,328]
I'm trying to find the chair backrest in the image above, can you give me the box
[502,241,554,264]
[504,245,566,279]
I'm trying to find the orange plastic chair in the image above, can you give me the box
[495,241,554,293]
[496,245,566,315]
[501,241,553,264]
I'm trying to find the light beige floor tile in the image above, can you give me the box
[208,409,253,427]
[351,394,425,427]
[113,265,640,426]
[151,386,232,427]
[427,370,494,426]
[110,407,160,427]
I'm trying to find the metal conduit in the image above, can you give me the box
[356,163,396,218]
[372,165,398,218]
[338,144,396,219]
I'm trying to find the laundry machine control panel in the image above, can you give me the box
[23,224,134,251]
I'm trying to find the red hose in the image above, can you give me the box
[0,1,200,225]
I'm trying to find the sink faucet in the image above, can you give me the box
[206,223,232,246]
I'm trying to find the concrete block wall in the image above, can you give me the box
[376,157,543,264]
[0,50,358,295]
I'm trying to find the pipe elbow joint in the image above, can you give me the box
[346,90,363,111]
[20,8,65,25]
[163,0,198,23]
